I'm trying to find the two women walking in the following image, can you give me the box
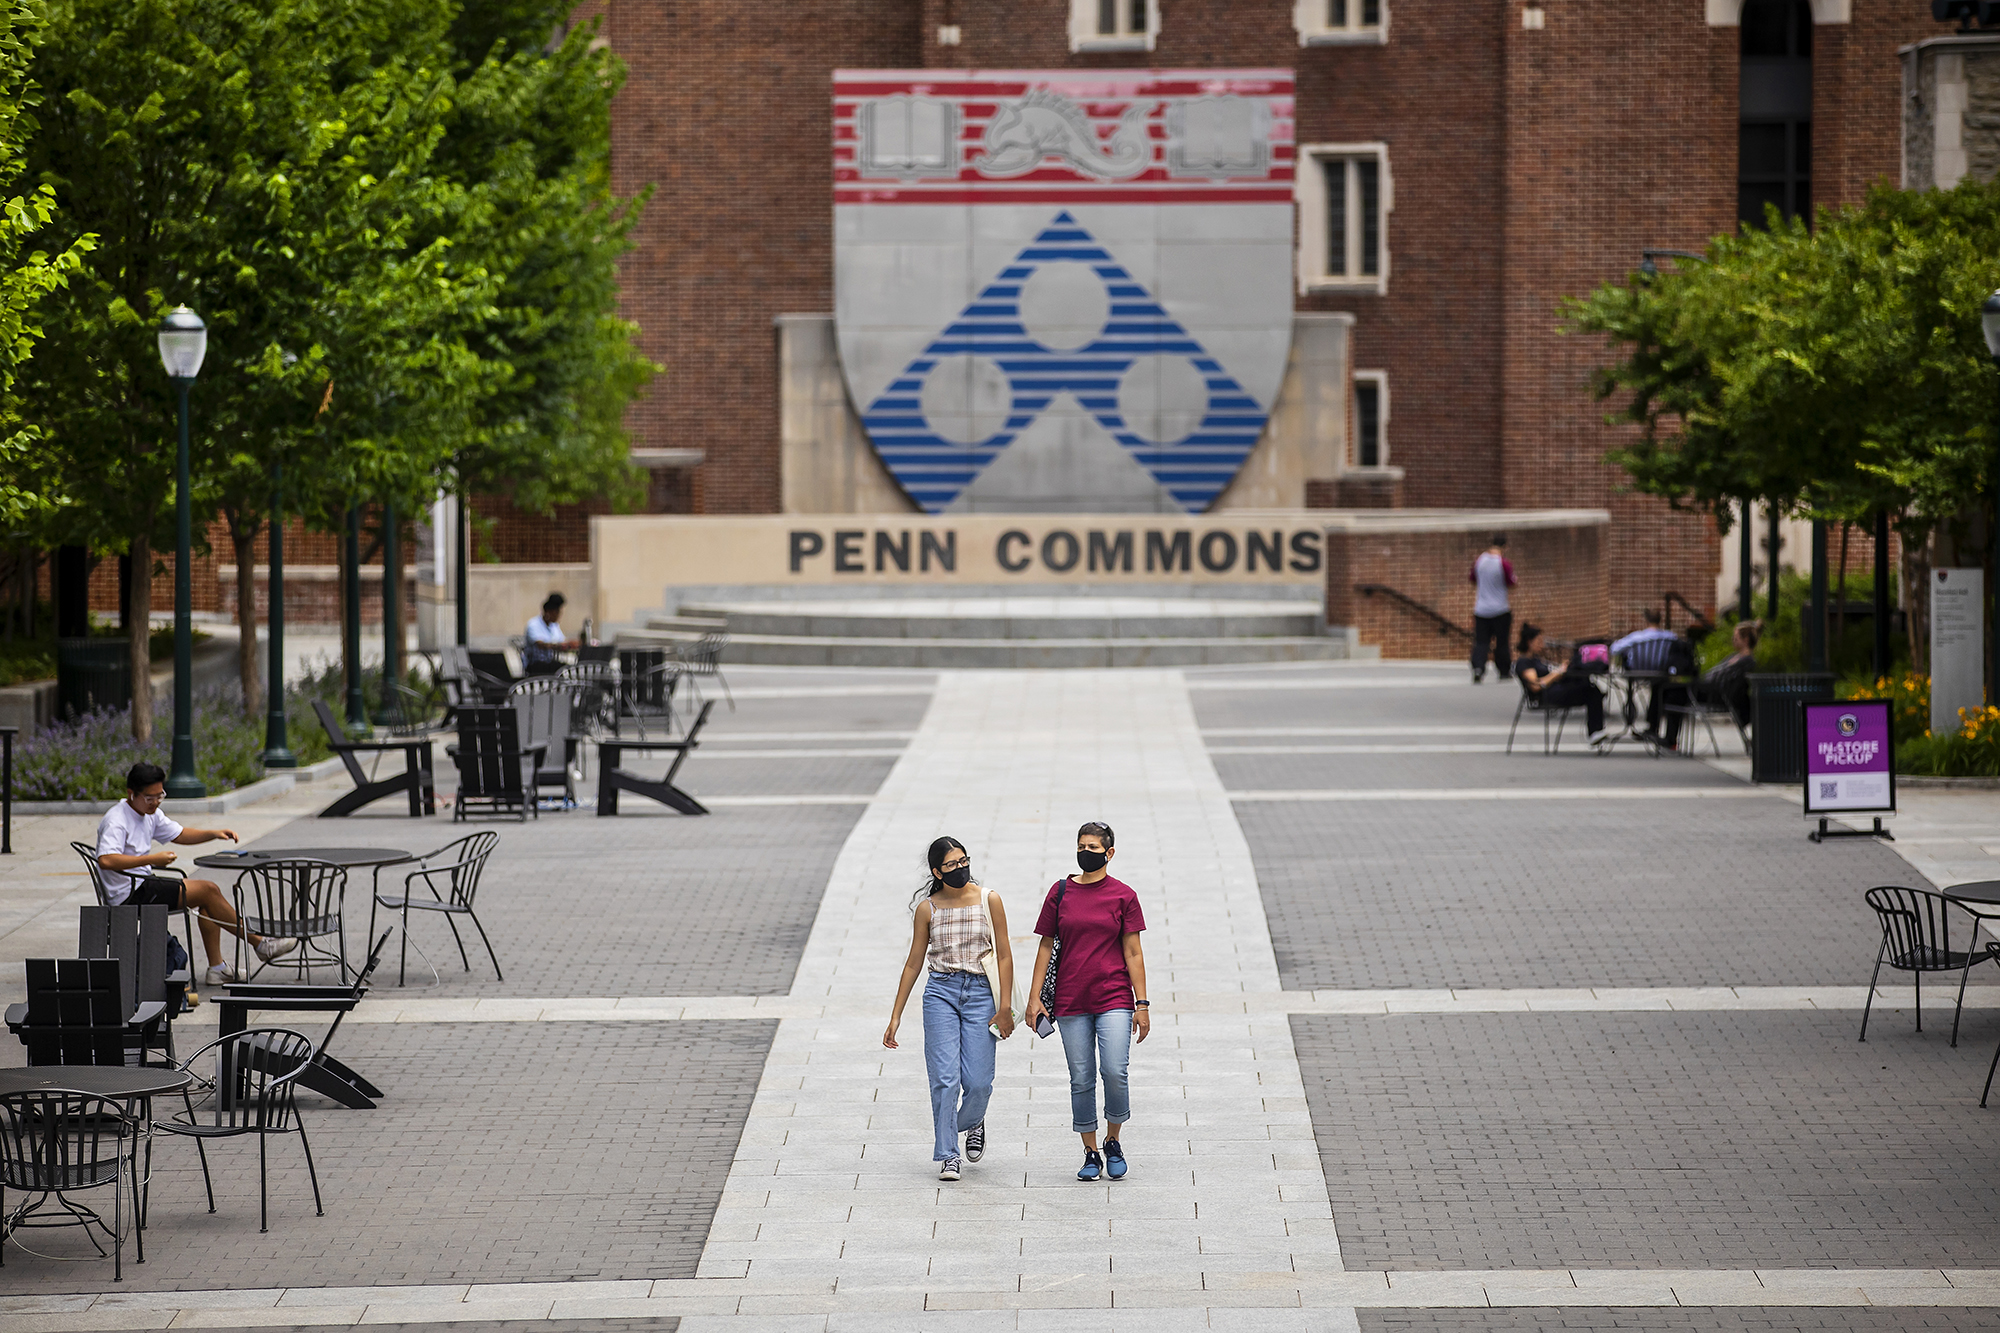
[883,821,1150,1183]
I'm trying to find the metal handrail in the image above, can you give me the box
[1354,584,1473,639]
[1662,591,1712,636]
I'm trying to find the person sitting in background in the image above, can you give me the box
[1655,621,1761,752]
[1610,608,1678,669]
[522,592,579,673]
[96,762,297,991]
[1515,623,1608,747]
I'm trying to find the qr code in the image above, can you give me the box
[1819,782,1839,799]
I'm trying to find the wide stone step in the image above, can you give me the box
[664,596,1321,642]
[616,628,1349,668]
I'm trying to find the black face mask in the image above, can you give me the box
[1076,849,1108,873]
[940,867,971,889]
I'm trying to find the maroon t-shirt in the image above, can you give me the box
[1033,874,1146,1017]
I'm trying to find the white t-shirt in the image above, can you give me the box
[95,801,183,905]
[524,616,566,647]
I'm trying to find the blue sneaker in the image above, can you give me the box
[1104,1139,1127,1180]
[1076,1149,1103,1181]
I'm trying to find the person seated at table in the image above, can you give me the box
[1515,623,1608,747]
[522,592,580,674]
[96,763,297,991]
[1653,620,1760,752]
[1610,608,1678,668]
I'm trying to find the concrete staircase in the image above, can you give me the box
[609,588,1359,668]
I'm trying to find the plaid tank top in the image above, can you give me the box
[925,900,992,975]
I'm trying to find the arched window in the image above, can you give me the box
[1739,0,1812,227]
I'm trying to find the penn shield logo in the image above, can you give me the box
[833,69,1295,514]
[857,212,1267,513]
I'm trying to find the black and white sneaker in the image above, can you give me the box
[938,1156,962,1181]
[964,1122,985,1163]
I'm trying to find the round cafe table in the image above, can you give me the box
[0,1065,190,1100]
[193,846,413,871]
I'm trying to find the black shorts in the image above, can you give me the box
[125,877,184,908]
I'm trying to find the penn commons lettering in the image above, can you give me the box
[789,526,1321,577]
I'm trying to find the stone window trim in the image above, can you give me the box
[1294,0,1388,47]
[1353,370,1389,469]
[1296,142,1393,295]
[1070,0,1159,52]
[1704,0,1848,24]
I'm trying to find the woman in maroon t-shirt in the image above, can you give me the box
[1024,821,1150,1182]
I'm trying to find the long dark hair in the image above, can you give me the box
[911,835,970,910]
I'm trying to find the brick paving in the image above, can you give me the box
[0,1021,773,1293]
[1293,1007,2000,1272]
[1236,798,1917,990]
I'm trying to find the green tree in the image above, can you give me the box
[1569,182,2000,664]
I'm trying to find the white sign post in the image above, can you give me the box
[1931,567,1984,735]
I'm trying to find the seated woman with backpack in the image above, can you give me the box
[1515,623,1608,747]
[1655,620,1760,751]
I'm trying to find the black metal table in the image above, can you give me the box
[0,1066,190,1100]
[1944,881,2000,921]
[214,985,381,1109]
[194,846,414,871]
[596,739,708,816]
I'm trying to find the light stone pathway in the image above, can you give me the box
[682,668,1347,1329]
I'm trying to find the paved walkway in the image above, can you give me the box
[5,662,2000,1331]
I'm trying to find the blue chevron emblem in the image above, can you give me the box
[858,212,1270,514]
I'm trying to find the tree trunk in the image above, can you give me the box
[1903,529,1931,676]
[226,509,263,717]
[128,533,152,743]
[1835,522,1850,650]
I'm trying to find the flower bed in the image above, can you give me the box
[1840,673,2000,777]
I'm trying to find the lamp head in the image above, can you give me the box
[157,305,207,380]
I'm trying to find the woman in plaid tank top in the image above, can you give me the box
[884,836,1017,1181]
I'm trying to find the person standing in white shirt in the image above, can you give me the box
[522,592,579,673]
[1469,534,1517,684]
[95,762,297,991]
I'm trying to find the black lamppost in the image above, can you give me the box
[157,307,206,799]
[262,458,295,767]
[1981,289,2000,703]
[343,505,365,729]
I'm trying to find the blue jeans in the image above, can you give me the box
[1056,1010,1132,1134]
[922,970,996,1161]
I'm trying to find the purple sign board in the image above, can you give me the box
[1802,700,1895,816]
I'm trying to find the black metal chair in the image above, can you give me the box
[1505,672,1583,755]
[367,832,503,986]
[465,649,518,697]
[70,842,194,991]
[450,706,543,823]
[674,631,733,709]
[231,859,350,985]
[1660,684,1752,758]
[4,958,168,1067]
[1860,885,1997,1046]
[160,1027,323,1234]
[78,906,187,1064]
[0,1089,144,1279]
[505,676,577,808]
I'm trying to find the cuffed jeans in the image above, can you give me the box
[1056,1010,1132,1134]
[922,970,996,1161]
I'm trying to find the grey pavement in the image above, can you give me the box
[1293,1011,2000,1272]
[0,1021,772,1293]
[1360,1315,2000,1332]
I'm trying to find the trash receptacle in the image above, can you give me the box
[1749,672,1835,784]
[56,637,130,720]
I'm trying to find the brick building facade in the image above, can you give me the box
[597,0,1956,625]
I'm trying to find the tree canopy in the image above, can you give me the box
[1567,182,2000,536]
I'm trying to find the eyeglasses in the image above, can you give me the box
[132,791,164,804]
[939,857,971,873]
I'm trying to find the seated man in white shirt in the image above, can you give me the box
[1609,608,1678,667]
[96,762,297,991]
[522,592,579,673]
